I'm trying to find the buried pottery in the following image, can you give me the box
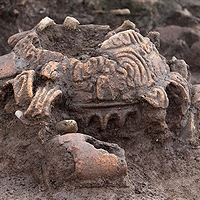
[0,16,200,188]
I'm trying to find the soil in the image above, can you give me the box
[0,0,200,199]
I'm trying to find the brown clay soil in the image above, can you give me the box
[0,0,200,199]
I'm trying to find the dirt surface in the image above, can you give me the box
[0,0,200,200]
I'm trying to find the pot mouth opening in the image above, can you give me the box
[36,24,110,59]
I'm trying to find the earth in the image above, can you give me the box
[0,0,200,199]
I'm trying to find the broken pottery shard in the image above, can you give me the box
[114,20,137,33]
[7,70,35,107]
[57,133,127,180]
[168,56,190,81]
[36,16,56,31]
[24,85,62,118]
[43,133,127,187]
[0,53,16,79]
[63,16,80,30]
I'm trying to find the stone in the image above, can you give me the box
[56,120,78,133]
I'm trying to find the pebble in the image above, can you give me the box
[56,120,78,134]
